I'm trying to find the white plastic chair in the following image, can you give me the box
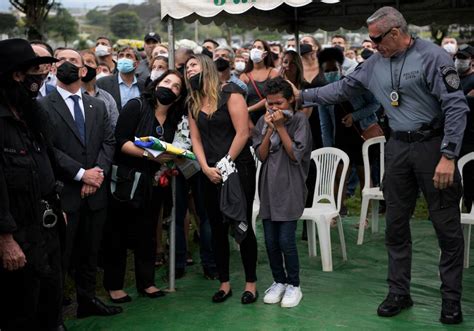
[357,136,386,245]
[458,152,474,268]
[302,148,350,272]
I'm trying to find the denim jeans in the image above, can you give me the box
[318,105,336,147]
[262,220,299,286]
[175,172,215,269]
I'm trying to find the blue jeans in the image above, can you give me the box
[318,105,336,147]
[262,220,299,286]
[175,172,215,269]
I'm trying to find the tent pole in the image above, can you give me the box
[294,8,300,54]
[167,16,176,293]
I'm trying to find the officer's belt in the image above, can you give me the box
[392,127,443,143]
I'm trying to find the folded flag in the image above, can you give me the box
[134,136,196,160]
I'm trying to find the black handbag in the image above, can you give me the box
[110,164,145,207]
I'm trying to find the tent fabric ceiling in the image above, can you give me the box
[162,0,474,32]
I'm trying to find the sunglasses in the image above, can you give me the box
[156,124,164,138]
[369,27,396,44]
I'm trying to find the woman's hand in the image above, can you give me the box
[203,166,222,184]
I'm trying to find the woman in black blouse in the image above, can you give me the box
[186,54,258,304]
[103,70,185,302]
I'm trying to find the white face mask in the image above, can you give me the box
[455,58,471,74]
[95,44,110,57]
[286,46,296,52]
[442,43,457,55]
[96,72,110,80]
[150,69,165,81]
[235,61,246,72]
[250,48,265,63]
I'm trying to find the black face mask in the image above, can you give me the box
[215,58,230,72]
[56,61,81,85]
[177,66,185,76]
[189,73,203,91]
[155,86,178,105]
[81,65,97,83]
[22,74,46,98]
[202,48,213,59]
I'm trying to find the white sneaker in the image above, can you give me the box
[280,285,303,308]
[263,282,287,304]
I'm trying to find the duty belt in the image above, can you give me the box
[392,128,443,143]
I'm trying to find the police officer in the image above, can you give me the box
[299,7,469,325]
[0,39,66,330]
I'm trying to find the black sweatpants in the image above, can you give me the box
[203,159,258,283]
[383,136,463,301]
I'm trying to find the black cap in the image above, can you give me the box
[144,32,161,43]
[299,43,313,56]
[0,38,58,76]
[456,44,474,59]
[318,47,344,66]
[203,39,219,47]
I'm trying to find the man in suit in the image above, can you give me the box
[96,46,146,112]
[38,48,121,318]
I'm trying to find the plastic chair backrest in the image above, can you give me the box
[362,136,386,190]
[250,147,262,204]
[458,152,474,212]
[311,147,350,212]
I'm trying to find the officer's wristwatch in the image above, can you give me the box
[142,150,150,159]
[442,153,455,160]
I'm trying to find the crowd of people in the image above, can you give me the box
[0,6,473,330]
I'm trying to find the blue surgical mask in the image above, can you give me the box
[324,71,341,83]
[117,58,135,73]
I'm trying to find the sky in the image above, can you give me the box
[0,0,145,11]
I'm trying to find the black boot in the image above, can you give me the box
[377,293,413,317]
[440,299,463,324]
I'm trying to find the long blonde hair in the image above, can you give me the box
[185,54,220,119]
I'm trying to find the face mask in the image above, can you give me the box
[81,65,97,83]
[235,61,246,72]
[442,43,457,55]
[215,58,230,72]
[155,86,178,105]
[189,73,203,91]
[117,58,135,74]
[324,71,341,83]
[455,58,471,74]
[96,72,109,80]
[95,44,110,57]
[286,47,296,52]
[150,69,166,81]
[202,48,213,59]
[23,74,46,98]
[177,66,185,76]
[46,72,57,86]
[250,48,264,63]
[56,61,81,85]
[160,53,169,58]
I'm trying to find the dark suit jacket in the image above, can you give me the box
[38,89,115,213]
[96,73,146,112]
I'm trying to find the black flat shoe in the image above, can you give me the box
[377,293,413,317]
[440,299,463,324]
[109,294,132,304]
[241,290,259,304]
[138,289,166,299]
[212,289,232,303]
[77,297,123,318]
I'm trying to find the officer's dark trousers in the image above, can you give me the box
[383,136,463,301]
[0,227,62,331]
[63,202,107,304]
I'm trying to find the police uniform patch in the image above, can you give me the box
[440,65,461,93]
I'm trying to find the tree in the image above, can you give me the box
[9,0,56,40]
[109,11,141,39]
[46,6,78,46]
[85,9,108,27]
[0,13,17,35]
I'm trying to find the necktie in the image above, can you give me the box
[70,95,85,144]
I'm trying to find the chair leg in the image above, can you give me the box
[371,200,379,233]
[306,220,317,257]
[463,224,471,268]
[357,197,370,245]
[316,216,333,272]
[336,216,347,261]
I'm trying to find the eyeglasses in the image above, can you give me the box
[369,27,395,44]
[156,124,164,138]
